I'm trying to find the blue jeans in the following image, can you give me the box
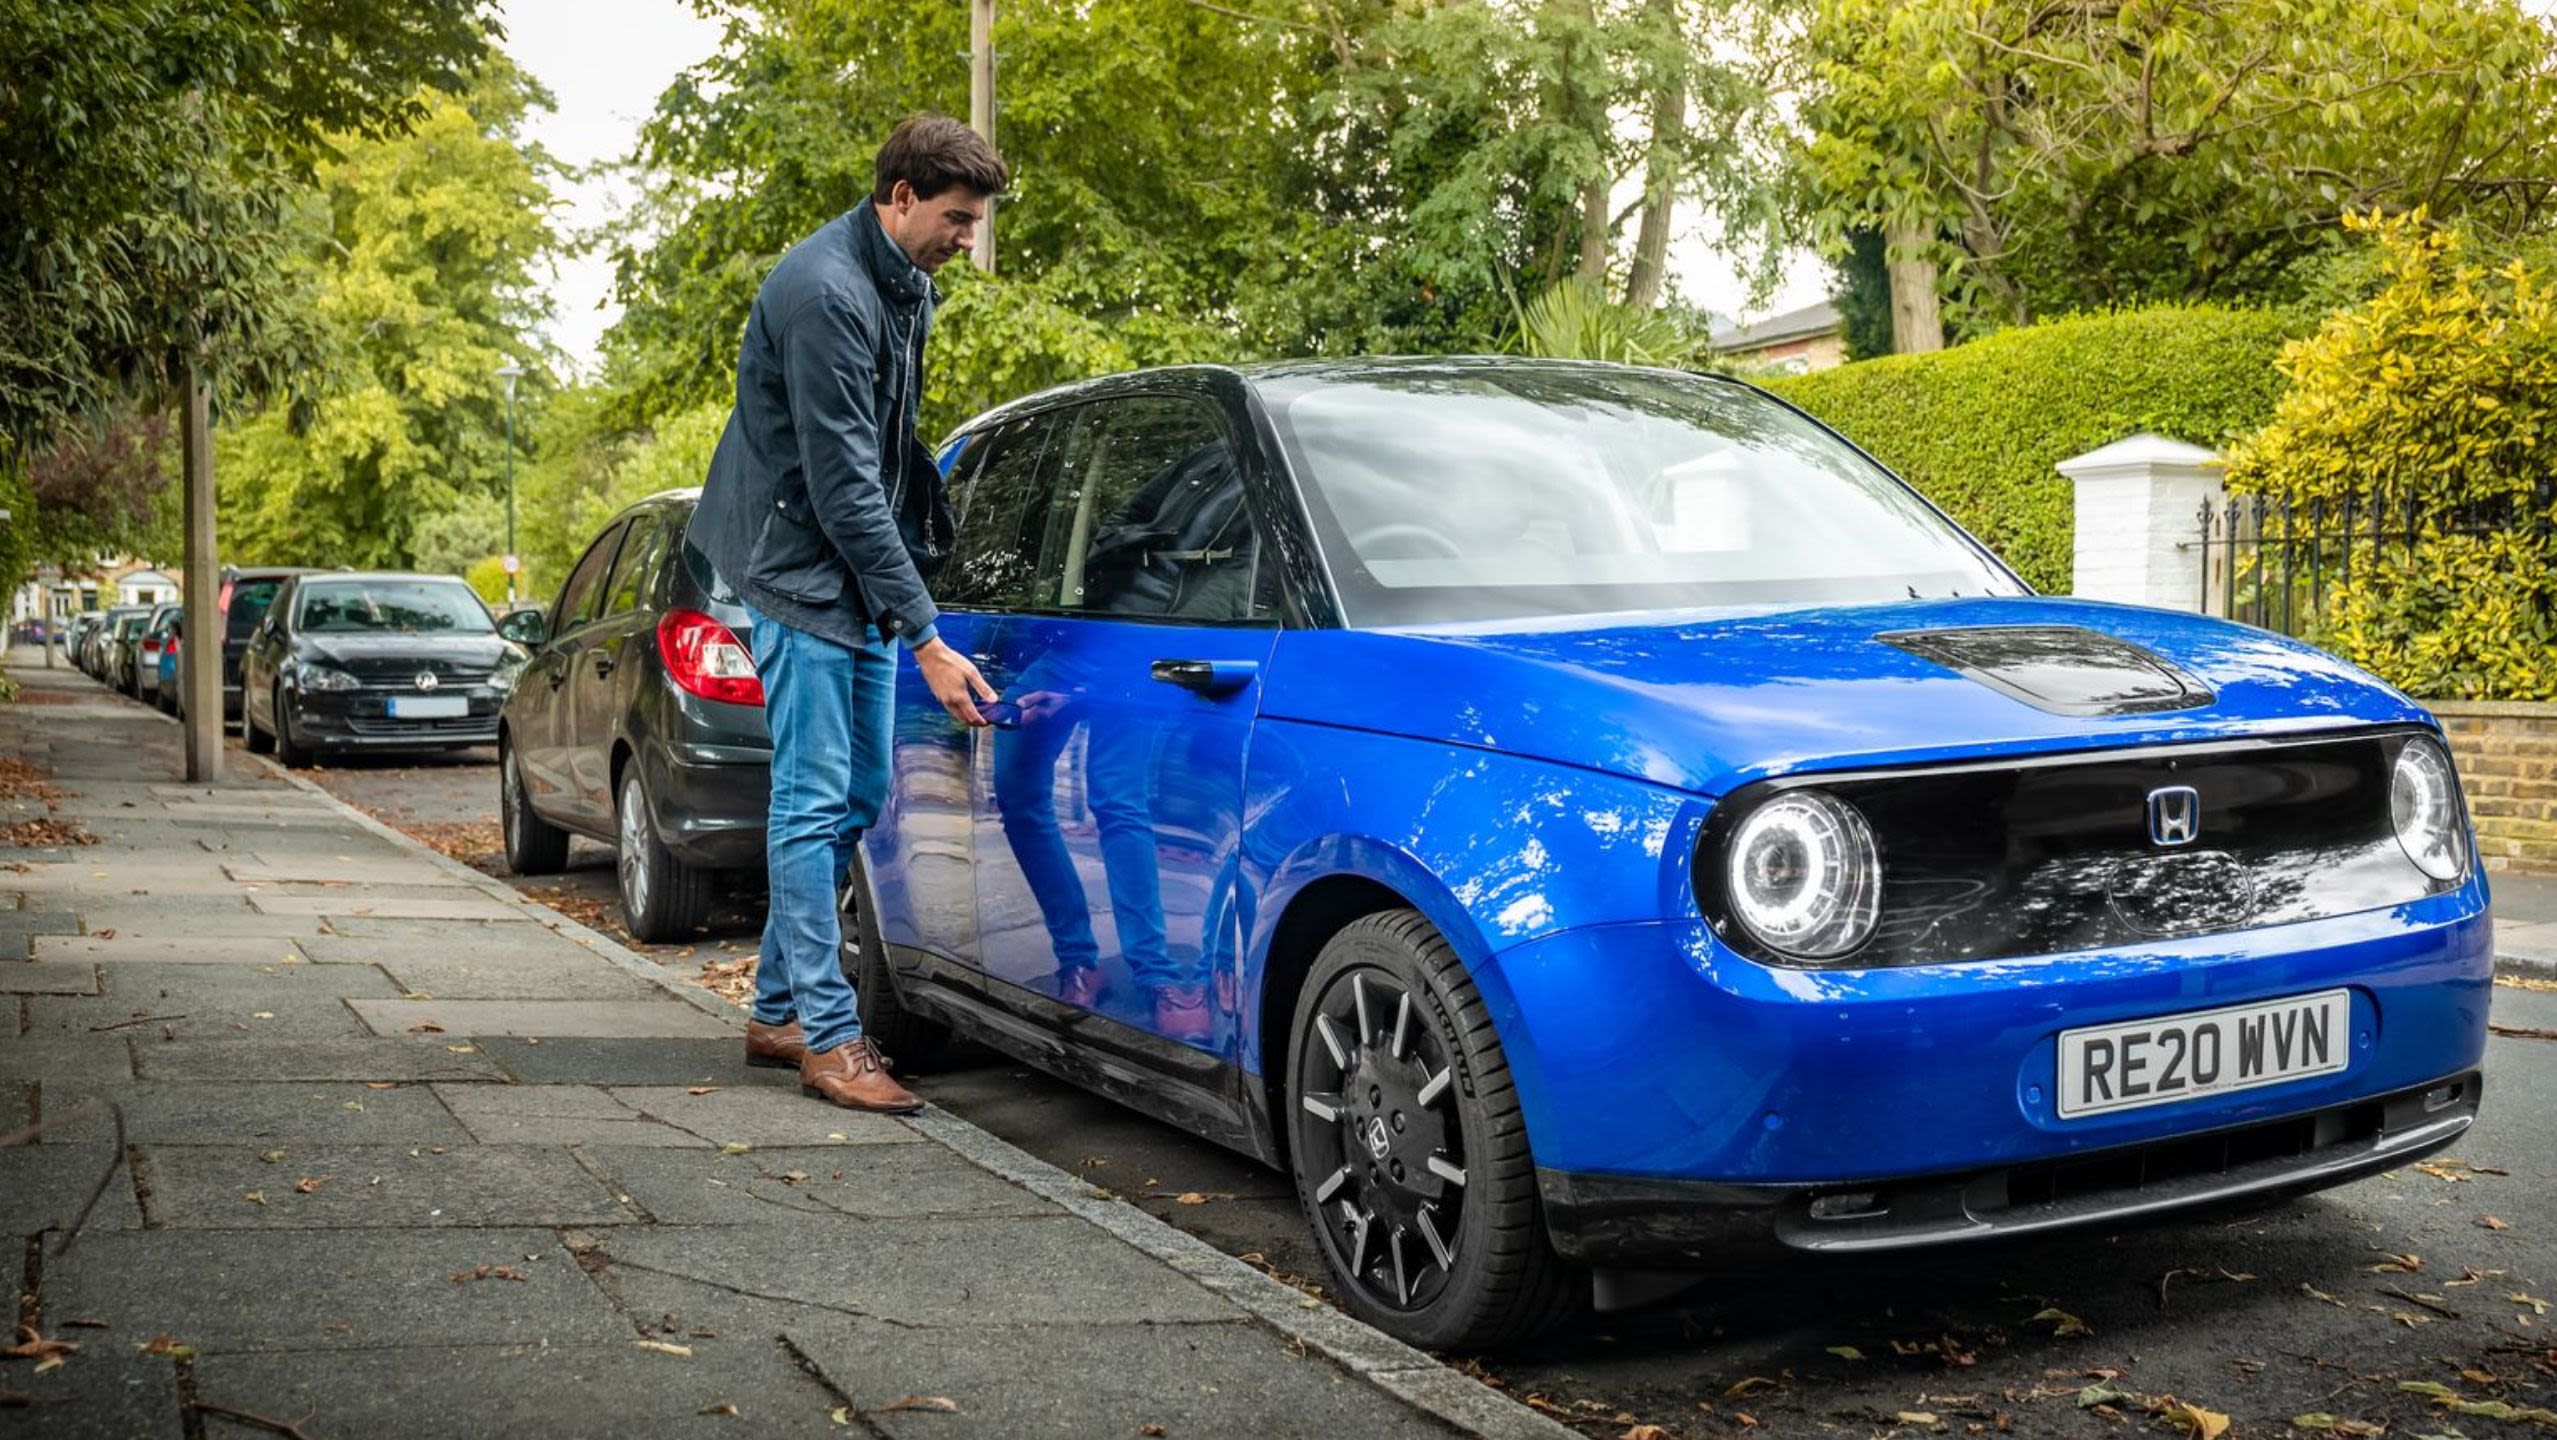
[747,609,894,1054]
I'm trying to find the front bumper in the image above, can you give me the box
[1475,885,2493,1263]
[1540,1069,2479,1265]
[290,689,500,752]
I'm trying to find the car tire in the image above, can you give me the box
[842,850,948,1067]
[499,740,568,876]
[243,688,275,755]
[1285,909,1584,1351]
[270,685,314,768]
[616,767,710,943]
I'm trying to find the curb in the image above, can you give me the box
[243,750,1577,1440]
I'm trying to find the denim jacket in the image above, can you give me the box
[684,201,952,650]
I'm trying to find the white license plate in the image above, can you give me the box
[2056,989,2349,1119]
[386,695,468,719]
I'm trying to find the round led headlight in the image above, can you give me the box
[2390,736,2467,883]
[1724,789,1883,961]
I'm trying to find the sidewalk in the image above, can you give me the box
[0,662,1563,1440]
[2493,867,2557,971]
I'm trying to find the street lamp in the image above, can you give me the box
[497,362,525,603]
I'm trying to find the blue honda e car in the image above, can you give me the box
[834,359,2489,1349]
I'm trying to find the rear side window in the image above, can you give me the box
[226,581,285,640]
[604,515,672,617]
[555,522,627,633]
[940,416,1058,610]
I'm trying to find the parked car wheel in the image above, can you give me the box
[243,692,275,754]
[499,740,568,876]
[616,767,711,942]
[1287,910,1583,1350]
[842,850,949,1067]
[269,685,314,768]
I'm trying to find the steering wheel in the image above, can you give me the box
[1350,522,1465,560]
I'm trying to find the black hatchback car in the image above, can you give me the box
[218,566,323,724]
[495,488,769,942]
[241,572,507,765]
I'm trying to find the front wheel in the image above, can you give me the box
[1286,910,1583,1350]
[616,767,710,943]
[499,740,567,875]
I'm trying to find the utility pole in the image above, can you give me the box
[179,350,220,782]
[498,363,523,604]
[970,0,997,274]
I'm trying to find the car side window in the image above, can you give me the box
[555,522,627,634]
[603,515,670,617]
[941,415,1060,610]
[1047,395,1267,623]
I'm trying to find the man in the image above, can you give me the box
[685,114,1006,1113]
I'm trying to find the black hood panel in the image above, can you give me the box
[1879,625,2215,717]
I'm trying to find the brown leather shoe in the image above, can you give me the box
[745,1019,808,1069]
[799,1037,922,1114]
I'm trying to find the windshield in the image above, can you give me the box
[1263,365,2027,626]
[295,580,493,635]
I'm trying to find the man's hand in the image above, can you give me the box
[914,637,998,727]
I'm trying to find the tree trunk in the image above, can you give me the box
[1886,225,1945,354]
[1624,0,1684,310]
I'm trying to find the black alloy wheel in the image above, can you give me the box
[1286,910,1582,1350]
[616,767,711,943]
[269,684,313,768]
[840,852,947,1066]
[499,739,568,875]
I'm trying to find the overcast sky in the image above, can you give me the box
[495,0,1832,376]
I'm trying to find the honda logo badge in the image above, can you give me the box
[2146,785,2201,847]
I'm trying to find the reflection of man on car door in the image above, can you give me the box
[990,440,1257,1043]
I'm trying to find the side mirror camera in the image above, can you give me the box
[497,608,549,647]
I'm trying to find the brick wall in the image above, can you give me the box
[2433,701,2557,874]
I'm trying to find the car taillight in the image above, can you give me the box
[217,581,234,615]
[656,609,763,706]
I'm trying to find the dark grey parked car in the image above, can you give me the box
[496,488,769,942]
[241,572,507,766]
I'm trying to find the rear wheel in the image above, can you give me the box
[269,685,313,768]
[616,767,711,943]
[499,740,567,875]
[1286,910,1583,1350]
[842,850,948,1067]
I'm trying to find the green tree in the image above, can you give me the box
[1796,0,2557,333]
[215,64,560,571]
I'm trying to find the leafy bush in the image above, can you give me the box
[1764,306,2302,592]
[2224,214,2557,701]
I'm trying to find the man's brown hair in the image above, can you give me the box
[872,113,1009,205]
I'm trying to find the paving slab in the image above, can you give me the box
[293,929,605,967]
[0,907,90,937]
[2,1078,30,1132]
[582,1143,1060,1225]
[137,1143,634,1228]
[24,990,366,1041]
[287,914,547,943]
[36,1229,631,1352]
[370,952,667,1000]
[246,891,523,921]
[54,906,325,941]
[0,1144,144,1232]
[0,1350,182,1440]
[88,959,403,1002]
[0,960,98,994]
[431,1084,706,1148]
[591,1217,1241,1327]
[0,1035,136,1082]
[132,1036,507,1084]
[477,1036,799,1088]
[189,1343,838,1440]
[225,855,472,886]
[36,934,315,965]
[35,1082,474,1148]
[348,998,737,1039]
[790,1318,1458,1439]
[606,1085,918,1148]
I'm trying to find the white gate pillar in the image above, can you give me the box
[2056,433,2224,611]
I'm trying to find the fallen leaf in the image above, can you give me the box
[1176,1191,1208,1205]
[292,1176,328,1195]
[829,1407,851,1427]
[1623,1426,1672,1440]
[135,1334,195,1360]
[2413,1162,2471,1183]
[885,1397,960,1414]
[2079,1385,2133,1410]
[2164,1400,2230,1439]
[250,1011,275,1020]
[407,1022,445,1034]
[1897,1413,1941,1427]
[719,1142,754,1155]
[2477,1214,2512,1230]
[340,1100,363,1112]
[444,1044,473,1053]
[632,1340,693,1358]
[2370,1252,2423,1274]
[450,1265,527,1285]
[697,1402,739,1416]
[1724,1376,1780,1398]
[3,1326,81,1373]
[260,1149,286,1164]
[2511,1292,2551,1316]
[242,1190,267,1206]
[363,1082,398,1091]
[685,1086,719,1096]
[2031,1307,2093,1338]
[1139,1427,1166,1438]
[2301,1283,2347,1307]
[1827,1345,1866,1361]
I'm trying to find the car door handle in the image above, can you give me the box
[1150,658,1259,697]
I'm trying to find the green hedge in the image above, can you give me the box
[1763,306,2305,593]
